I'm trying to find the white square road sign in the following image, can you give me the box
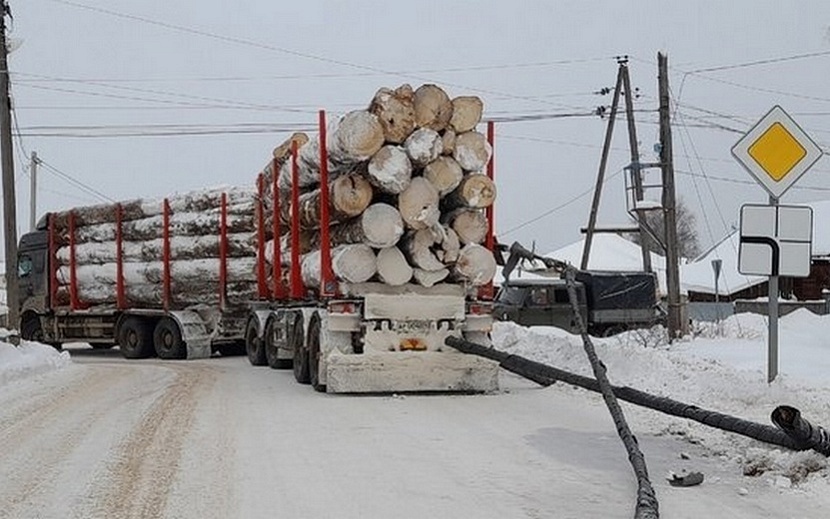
[739,204,812,277]
[731,106,823,199]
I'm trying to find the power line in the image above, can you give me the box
[686,50,830,74]
[36,159,115,203]
[42,0,607,112]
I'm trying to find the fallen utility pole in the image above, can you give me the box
[445,336,829,458]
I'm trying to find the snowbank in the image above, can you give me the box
[492,310,830,488]
[0,331,72,387]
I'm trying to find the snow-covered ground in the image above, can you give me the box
[1,310,829,516]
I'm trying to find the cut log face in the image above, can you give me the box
[413,268,449,288]
[423,156,463,197]
[401,228,445,272]
[403,128,442,167]
[273,132,310,162]
[330,110,386,164]
[398,177,440,230]
[369,84,416,144]
[453,131,492,172]
[376,246,413,286]
[439,226,461,264]
[301,244,377,288]
[328,202,404,249]
[413,84,453,132]
[446,208,488,245]
[367,145,412,194]
[449,96,484,133]
[444,173,497,210]
[292,172,374,229]
[453,243,497,286]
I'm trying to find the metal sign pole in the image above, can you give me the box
[768,195,779,383]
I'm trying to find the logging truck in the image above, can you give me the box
[16,83,502,393]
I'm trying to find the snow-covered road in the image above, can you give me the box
[2,344,828,519]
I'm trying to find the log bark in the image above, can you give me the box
[445,208,488,245]
[423,156,463,197]
[453,130,492,172]
[273,132,310,163]
[398,177,440,230]
[327,203,404,249]
[368,84,416,144]
[291,172,373,228]
[450,96,484,133]
[413,84,453,132]
[301,244,377,288]
[439,225,461,264]
[443,173,497,210]
[413,268,449,288]
[453,243,497,286]
[441,129,457,156]
[366,145,412,194]
[376,246,413,286]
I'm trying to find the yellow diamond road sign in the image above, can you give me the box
[732,105,823,199]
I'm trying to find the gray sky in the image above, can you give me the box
[6,0,830,255]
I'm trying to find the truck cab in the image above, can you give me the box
[494,278,588,333]
[17,230,51,340]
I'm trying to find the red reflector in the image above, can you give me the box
[330,302,357,314]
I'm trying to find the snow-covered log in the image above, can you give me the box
[278,110,385,190]
[369,84,416,144]
[301,244,377,288]
[440,129,457,156]
[453,131,492,172]
[285,172,374,229]
[398,177,440,230]
[326,202,404,249]
[366,145,412,194]
[376,246,413,286]
[413,268,450,288]
[401,228,445,272]
[453,243,497,286]
[403,128,442,167]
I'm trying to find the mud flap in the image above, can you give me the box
[167,310,212,360]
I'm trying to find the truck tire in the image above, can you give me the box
[307,312,326,392]
[264,315,292,370]
[245,317,267,366]
[119,317,155,359]
[154,317,186,360]
[291,312,310,384]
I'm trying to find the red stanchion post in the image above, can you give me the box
[115,203,126,310]
[290,140,304,299]
[219,192,229,310]
[48,214,58,309]
[271,158,284,300]
[256,173,268,299]
[318,110,335,297]
[162,198,171,312]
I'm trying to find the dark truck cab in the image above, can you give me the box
[493,240,664,336]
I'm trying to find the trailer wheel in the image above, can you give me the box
[245,318,267,366]
[119,317,155,359]
[154,317,186,360]
[291,312,310,384]
[264,315,292,370]
[21,315,62,350]
[307,312,325,392]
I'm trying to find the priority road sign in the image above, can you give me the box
[731,106,823,199]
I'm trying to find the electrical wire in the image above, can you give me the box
[36,159,115,203]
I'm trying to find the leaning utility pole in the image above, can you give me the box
[657,52,686,341]
[29,151,37,230]
[0,1,19,331]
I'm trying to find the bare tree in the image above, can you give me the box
[628,199,701,259]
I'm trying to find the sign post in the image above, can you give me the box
[711,258,722,325]
[732,105,822,383]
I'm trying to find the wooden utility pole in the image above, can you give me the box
[29,151,37,230]
[0,1,20,331]
[657,52,686,340]
[620,62,652,273]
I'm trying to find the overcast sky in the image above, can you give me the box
[5,0,830,256]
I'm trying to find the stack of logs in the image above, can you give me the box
[263,83,497,291]
[50,187,260,307]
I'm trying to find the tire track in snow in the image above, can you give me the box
[0,365,169,519]
[92,364,217,519]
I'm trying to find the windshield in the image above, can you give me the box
[496,286,526,305]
